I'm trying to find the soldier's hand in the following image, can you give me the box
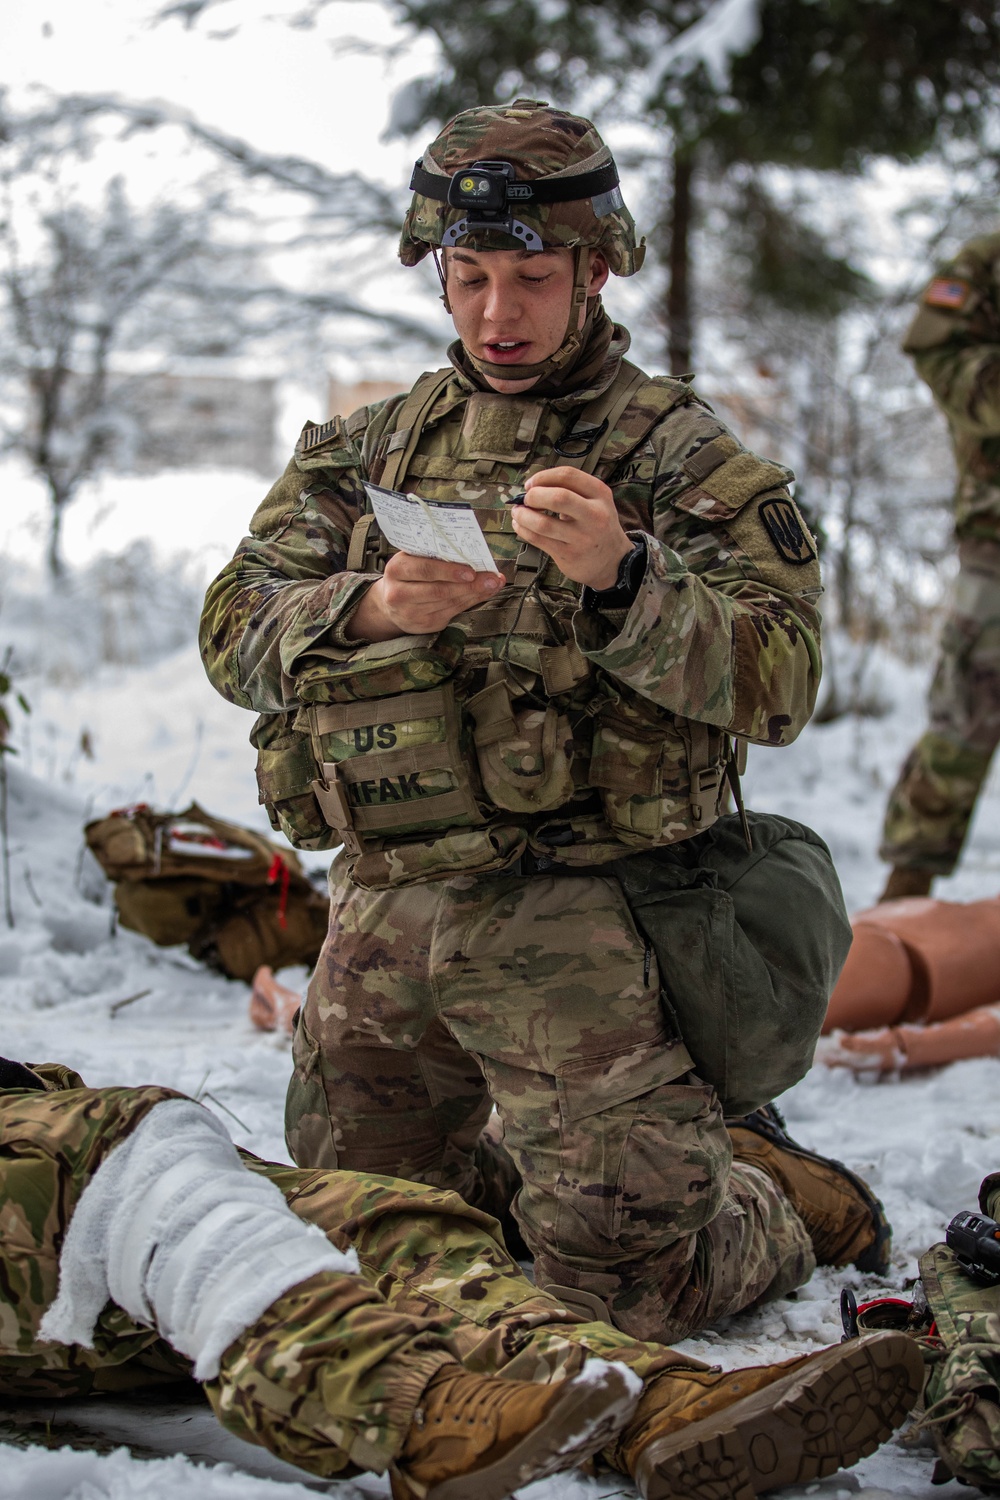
[345,552,503,642]
[511,467,633,589]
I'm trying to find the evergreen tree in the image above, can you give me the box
[384,0,1000,371]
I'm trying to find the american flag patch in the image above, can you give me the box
[298,418,340,454]
[924,277,971,310]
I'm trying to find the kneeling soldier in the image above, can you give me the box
[201,98,886,1345]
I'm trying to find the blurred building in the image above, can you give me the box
[110,370,279,478]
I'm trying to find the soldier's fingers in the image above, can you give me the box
[385,580,496,613]
[384,552,479,585]
[520,485,615,526]
[511,507,569,548]
[517,486,574,520]
[526,467,613,502]
[383,576,501,632]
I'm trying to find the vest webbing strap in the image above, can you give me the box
[512,543,546,587]
[462,598,553,640]
[686,720,725,826]
[346,512,378,572]
[378,368,454,493]
[567,361,652,477]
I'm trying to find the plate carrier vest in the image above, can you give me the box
[253,358,742,890]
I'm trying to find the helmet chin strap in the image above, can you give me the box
[446,245,592,386]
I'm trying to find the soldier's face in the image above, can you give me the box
[445,246,609,393]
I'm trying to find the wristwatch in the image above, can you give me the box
[581,536,647,612]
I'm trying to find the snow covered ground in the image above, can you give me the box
[2,630,1000,1499]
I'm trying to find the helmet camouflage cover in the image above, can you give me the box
[400,99,645,276]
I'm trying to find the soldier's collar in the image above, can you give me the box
[448,307,628,408]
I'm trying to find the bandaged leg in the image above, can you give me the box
[33,1096,460,1478]
[0,1077,649,1481]
[39,1099,361,1378]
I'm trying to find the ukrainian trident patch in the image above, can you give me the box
[759,499,816,565]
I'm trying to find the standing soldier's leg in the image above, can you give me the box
[881,538,1000,891]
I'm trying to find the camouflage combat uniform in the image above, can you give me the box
[0,1066,701,1481]
[200,103,822,1344]
[882,231,1000,876]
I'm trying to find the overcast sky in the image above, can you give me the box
[5,0,432,173]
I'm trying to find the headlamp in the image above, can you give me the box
[446,161,515,220]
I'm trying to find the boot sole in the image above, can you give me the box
[634,1331,924,1500]
[424,1360,641,1500]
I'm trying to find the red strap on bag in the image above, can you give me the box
[266,854,291,929]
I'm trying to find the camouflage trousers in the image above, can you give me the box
[287,859,814,1344]
[882,536,1000,874]
[0,1067,702,1482]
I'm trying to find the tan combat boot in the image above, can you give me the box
[391,1357,640,1500]
[727,1103,892,1273]
[611,1330,924,1500]
[878,866,935,902]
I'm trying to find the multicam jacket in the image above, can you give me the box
[903,230,1000,545]
[200,323,822,890]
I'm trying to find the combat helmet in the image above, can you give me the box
[401,99,645,382]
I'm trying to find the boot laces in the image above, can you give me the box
[423,1370,542,1430]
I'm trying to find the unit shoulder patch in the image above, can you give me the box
[924,278,973,312]
[759,498,817,565]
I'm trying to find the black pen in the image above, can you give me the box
[504,489,561,517]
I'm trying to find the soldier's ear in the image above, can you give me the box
[586,250,610,298]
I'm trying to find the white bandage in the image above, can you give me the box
[39,1098,359,1379]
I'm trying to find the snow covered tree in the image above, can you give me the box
[380,0,1000,372]
[0,174,252,577]
[0,90,435,578]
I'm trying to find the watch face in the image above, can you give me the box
[621,539,645,585]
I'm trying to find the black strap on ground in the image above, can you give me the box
[0,1057,46,1091]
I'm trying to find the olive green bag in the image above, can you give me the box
[611,811,852,1116]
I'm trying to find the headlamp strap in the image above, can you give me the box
[409,158,620,208]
